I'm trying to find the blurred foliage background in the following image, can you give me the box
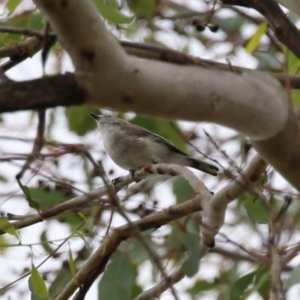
[0,0,300,299]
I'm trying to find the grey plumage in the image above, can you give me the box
[90,114,219,176]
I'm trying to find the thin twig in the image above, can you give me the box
[16,110,46,179]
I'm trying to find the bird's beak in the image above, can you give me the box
[90,113,99,120]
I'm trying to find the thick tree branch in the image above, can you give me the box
[252,112,300,190]
[0,74,85,111]
[0,36,43,59]
[0,60,299,118]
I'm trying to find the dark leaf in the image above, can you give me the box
[230,271,255,300]
[244,197,268,224]
[98,252,134,300]
[66,105,100,136]
[172,176,196,203]
[181,233,200,277]
[17,180,40,212]
[0,218,16,236]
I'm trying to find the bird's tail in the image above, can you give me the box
[188,158,219,176]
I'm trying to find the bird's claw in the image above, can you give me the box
[112,177,122,186]
[129,168,142,183]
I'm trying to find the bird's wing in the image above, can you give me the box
[121,122,189,157]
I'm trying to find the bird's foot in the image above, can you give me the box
[129,168,142,183]
[112,176,123,186]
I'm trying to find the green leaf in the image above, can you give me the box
[30,264,49,298]
[285,46,300,75]
[68,247,77,284]
[255,173,268,190]
[30,187,65,210]
[292,90,300,107]
[0,235,10,254]
[186,212,201,236]
[93,0,135,24]
[230,271,255,300]
[30,187,65,202]
[181,233,200,277]
[214,15,245,34]
[287,264,300,288]
[244,197,268,224]
[65,214,86,232]
[76,230,91,251]
[65,105,100,136]
[127,238,157,264]
[28,13,45,31]
[187,280,215,297]
[49,265,73,297]
[77,211,88,223]
[127,0,155,19]
[98,252,134,300]
[254,51,281,70]
[165,221,186,260]
[240,267,270,299]
[249,266,270,298]
[6,0,22,15]
[132,282,143,299]
[172,176,196,203]
[0,218,16,236]
[40,231,54,255]
[17,180,40,211]
[29,279,50,300]
[245,22,267,53]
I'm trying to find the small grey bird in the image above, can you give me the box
[90,114,219,176]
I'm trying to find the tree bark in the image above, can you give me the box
[0,74,85,111]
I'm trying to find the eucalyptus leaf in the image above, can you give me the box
[245,22,267,53]
[244,198,268,224]
[98,252,134,300]
[230,271,255,300]
[94,0,134,24]
[181,233,200,277]
[30,264,49,298]
[17,180,40,212]
[65,105,100,136]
